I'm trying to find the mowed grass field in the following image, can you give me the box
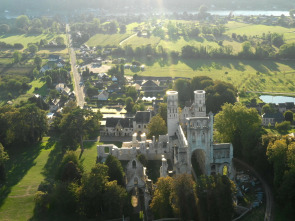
[119,21,295,53]
[0,33,68,54]
[86,33,131,47]
[225,21,295,37]
[125,58,295,93]
[0,137,102,220]
[0,137,57,221]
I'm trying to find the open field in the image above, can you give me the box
[120,21,295,53]
[124,58,295,93]
[0,138,119,220]
[159,36,220,52]
[121,35,161,48]
[0,33,66,49]
[86,33,131,47]
[0,137,58,221]
[225,21,295,37]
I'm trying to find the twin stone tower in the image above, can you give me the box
[167,90,234,178]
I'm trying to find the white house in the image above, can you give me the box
[97,90,109,101]
[55,83,65,92]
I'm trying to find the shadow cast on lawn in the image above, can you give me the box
[41,138,64,179]
[0,142,44,207]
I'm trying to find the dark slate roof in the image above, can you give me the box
[141,80,159,87]
[262,112,284,120]
[106,117,133,128]
[134,76,172,81]
[278,103,286,108]
[286,102,294,109]
[49,54,61,60]
[134,111,151,124]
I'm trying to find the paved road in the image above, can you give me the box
[233,158,274,221]
[66,24,85,107]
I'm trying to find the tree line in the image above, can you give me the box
[173,76,237,113]
[0,15,64,35]
[34,152,130,219]
[150,174,236,220]
[214,102,295,218]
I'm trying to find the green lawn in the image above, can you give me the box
[125,58,295,93]
[78,141,100,173]
[0,137,58,221]
[26,79,48,96]
[225,21,295,37]
[158,36,219,52]
[0,58,12,65]
[121,35,161,48]
[0,33,56,49]
[86,33,131,47]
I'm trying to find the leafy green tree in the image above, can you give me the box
[147,115,167,139]
[56,151,83,183]
[262,103,276,114]
[0,104,47,146]
[214,103,262,160]
[28,44,38,54]
[0,143,9,184]
[0,24,10,34]
[34,56,42,69]
[125,97,134,113]
[170,174,198,220]
[119,24,126,33]
[271,33,284,48]
[196,175,236,221]
[239,41,253,58]
[205,80,237,113]
[173,79,191,106]
[80,163,109,218]
[279,43,295,58]
[102,180,128,219]
[150,176,174,219]
[126,86,137,101]
[284,110,294,123]
[60,108,102,150]
[105,155,125,186]
[275,121,291,132]
[56,36,65,45]
[158,103,167,124]
[16,15,30,29]
[13,50,22,63]
[267,139,288,188]
[152,27,165,39]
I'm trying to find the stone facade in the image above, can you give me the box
[97,90,234,191]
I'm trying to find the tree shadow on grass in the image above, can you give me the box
[41,138,64,179]
[240,60,280,75]
[0,141,44,207]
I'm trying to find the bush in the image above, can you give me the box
[275,121,291,131]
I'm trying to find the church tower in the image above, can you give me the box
[167,91,179,136]
[193,90,206,117]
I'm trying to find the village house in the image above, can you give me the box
[261,112,285,126]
